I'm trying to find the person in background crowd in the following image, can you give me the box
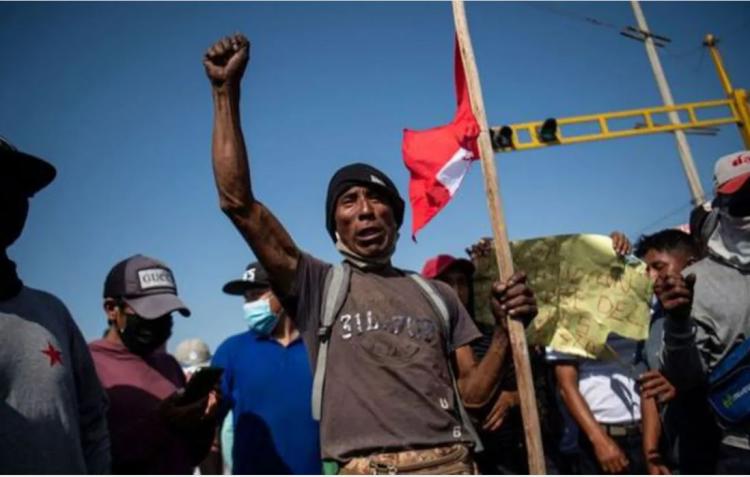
[0,138,111,474]
[89,254,218,474]
[658,151,750,474]
[464,236,595,475]
[547,232,648,475]
[634,228,721,474]
[176,338,222,475]
[204,33,537,473]
[210,262,321,474]
[422,254,527,474]
[176,338,213,379]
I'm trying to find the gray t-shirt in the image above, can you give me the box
[662,256,750,389]
[661,255,750,449]
[280,253,482,461]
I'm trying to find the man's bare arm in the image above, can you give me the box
[205,34,299,295]
[556,363,629,474]
[641,396,670,474]
[454,272,535,407]
[453,331,509,408]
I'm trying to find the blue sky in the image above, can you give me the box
[2,2,749,353]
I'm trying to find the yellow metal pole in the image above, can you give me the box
[733,89,750,149]
[704,34,734,95]
[491,98,738,152]
[452,1,546,473]
[704,34,750,149]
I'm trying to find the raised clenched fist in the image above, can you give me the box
[203,33,250,88]
[654,272,695,321]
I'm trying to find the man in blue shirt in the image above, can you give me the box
[212,262,320,474]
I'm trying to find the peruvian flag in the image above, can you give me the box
[402,36,480,239]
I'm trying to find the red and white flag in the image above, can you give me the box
[402,36,480,240]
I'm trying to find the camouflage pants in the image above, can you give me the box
[340,444,478,475]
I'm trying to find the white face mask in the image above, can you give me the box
[707,209,750,271]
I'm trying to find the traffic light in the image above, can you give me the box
[538,118,558,143]
[491,126,514,150]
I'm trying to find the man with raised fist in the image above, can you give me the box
[203,33,538,474]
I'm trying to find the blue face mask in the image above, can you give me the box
[243,298,279,335]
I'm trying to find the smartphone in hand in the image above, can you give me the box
[179,366,224,404]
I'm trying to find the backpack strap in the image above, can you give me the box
[409,273,485,453]
[311,263,351,421]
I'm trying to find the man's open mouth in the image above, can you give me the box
[356,226,383,242]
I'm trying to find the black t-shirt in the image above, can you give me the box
[279,252,482,461]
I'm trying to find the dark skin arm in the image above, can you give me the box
[556,362,629,474]
[654,273,696,322]
[185,418,219,468]
[159,390,221,466]
[455,272,537,408]
[199,428,223,475]
[204,34,299,296]
[641,396,671,475]
[205,34,531,412]
[454,329,509,408]
[482,390,519,431]
[610,231,632,257]
[655,271,706,390]
[640,370,676,404]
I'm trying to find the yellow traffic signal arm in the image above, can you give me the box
[491,97,740,152]
[704,34,750,148]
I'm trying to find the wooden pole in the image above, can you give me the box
[451,0,546,473]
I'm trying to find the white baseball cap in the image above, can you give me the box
[714,150,750,195]
[174,338,212,368]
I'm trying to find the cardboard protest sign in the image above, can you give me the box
[473,234,652,359]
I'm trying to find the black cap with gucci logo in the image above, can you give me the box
[222,261,271,295]
[103,254,191,320]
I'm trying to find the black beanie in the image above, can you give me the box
[325,163,405,242]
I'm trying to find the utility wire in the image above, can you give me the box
[692,47,706,74]
[523,4,742,238]
[528,2,748,65]
[661,44,702,60]
[526,3,620,31]
[633,199,694,237]
[720,17,750,42]
[662,16,749,62]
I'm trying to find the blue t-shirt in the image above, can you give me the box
[212,330,320,474]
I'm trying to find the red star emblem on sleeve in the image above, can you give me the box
[41,341,63,367]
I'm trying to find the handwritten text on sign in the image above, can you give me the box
[473,234,652,359]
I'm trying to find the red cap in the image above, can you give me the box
[421,254,475,279]
[718,172,750,195]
